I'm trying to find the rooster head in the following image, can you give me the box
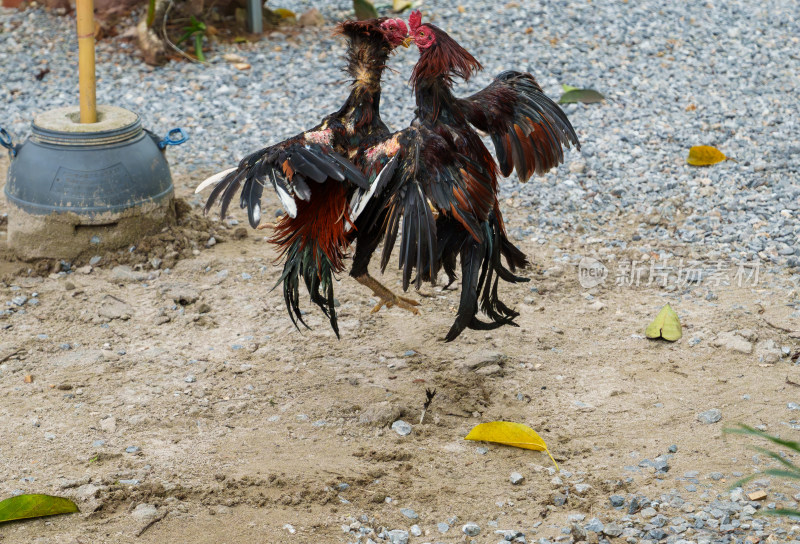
[408,10,436,50]
[380,18,411,48]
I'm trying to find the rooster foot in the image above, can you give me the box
[354,273,420,316]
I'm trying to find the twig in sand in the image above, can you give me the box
[420,388,437,424]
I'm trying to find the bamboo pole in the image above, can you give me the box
[76,0,97,123]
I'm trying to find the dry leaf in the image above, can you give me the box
[645,304,682,342]
[457,5,466,13]
[393,0,413,12]
[687,145,733,166]
[464,421,558,470]
[233,62,251,70]
[24,375,33,384]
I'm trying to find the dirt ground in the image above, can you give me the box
[1,156,800,543]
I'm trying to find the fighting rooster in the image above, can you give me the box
[196,18,411,337]
[357,11,580,340]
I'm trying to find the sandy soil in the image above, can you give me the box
[1,159,800,543]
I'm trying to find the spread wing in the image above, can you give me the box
[360,126,496,291]
[196,128,368,228]
[459,71,580,181]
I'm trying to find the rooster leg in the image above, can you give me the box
[354,273,420,315]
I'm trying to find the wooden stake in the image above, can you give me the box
[76,0,96,123]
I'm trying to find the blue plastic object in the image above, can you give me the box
[0,127,16,157]
[157,127,188,150]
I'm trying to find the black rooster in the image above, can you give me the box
[356,11,581,341]
[196,18,411,337]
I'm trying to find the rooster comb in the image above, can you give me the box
[408,10,422,32]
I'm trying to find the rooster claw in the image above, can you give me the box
[371,295,420,315]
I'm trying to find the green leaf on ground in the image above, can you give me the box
[0,494,79,524]
[354,0,379,20]
[559,88,605,104]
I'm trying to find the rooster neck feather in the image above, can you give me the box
[333,19,394,131]
[411,25,481,93]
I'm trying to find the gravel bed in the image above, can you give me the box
[1,1,798,277]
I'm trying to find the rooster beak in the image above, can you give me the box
[401,36,413,48]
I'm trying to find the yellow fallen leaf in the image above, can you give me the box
[393,0,413,12]
[464,421,558,470]
[687,145,732,166]
[645,303,682,341]
[273,8,296,19]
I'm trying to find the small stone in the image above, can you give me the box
[569,160,586,174]
[571,523,588,541]
[391,420,412,436]
[437,522,450,533]
[11,295,27,306]
[410,525,422,537]
[44,432,56,440]
[708,472,724,481]
[387,529,409,544]
[125,446,140,453]
[476,446,489,455]
[283,524,296,534]
[711,332,753,354]
[551,492,567,506]
[641,507,658,518]
[574,483,592,494]
[89,255,102,266]
[603,523,623,537]
[697,409,722,424]
[585,518,604,533]
[206,236,217,247]
[100,417,116,433]
[359,402,402,426]
[668,444,678,453]
[131,503,157,520]
[298,7,324,27]
[400,508,418,520]
[462,522,481,536]
[119,479,140,485]
[510,472,525,485]
[610,495,625,507]
[747,490,767,501]
[185,375,197,383]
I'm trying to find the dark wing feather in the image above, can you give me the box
[374,127,497,291]
[459,71,580,182]
[201,131,367,222]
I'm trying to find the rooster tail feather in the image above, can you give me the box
[274,239,340,338]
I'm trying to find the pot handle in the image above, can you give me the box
[0,127,16,157]
[157,127,188,150]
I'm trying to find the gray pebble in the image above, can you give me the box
[391,420,412,436]
[584,518,604,533]
[697,409,722,424]
[510,472,525,485]
[462,522,481,536]
[400,508,418,520]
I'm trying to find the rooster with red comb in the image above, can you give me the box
[196,18,412,338]
[352,10,581,340]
